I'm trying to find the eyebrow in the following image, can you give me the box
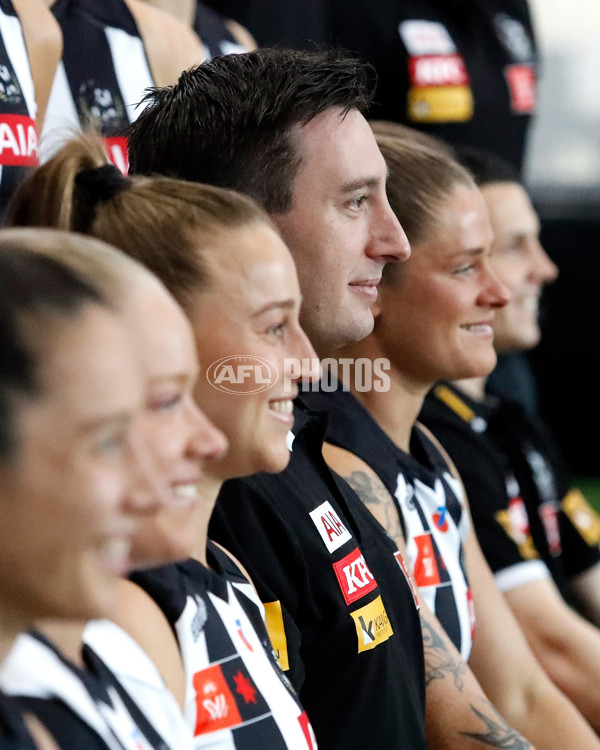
[254,299,296,317]
[79,411,135,436]
[339,176,381,195]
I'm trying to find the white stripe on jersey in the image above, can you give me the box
[39,61,81,162]
[0,8,35,117]
[104,25,153,121]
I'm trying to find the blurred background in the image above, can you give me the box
[525,0,600,486]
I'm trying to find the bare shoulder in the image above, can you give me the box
[125,0,207,85]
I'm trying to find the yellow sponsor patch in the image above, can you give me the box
[263,600,289,671]
[495,509,539,560]
[407,85,473,123]
[350,595,394,653]
[563,489,600,546]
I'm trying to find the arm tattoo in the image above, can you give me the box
[343,470,405,546]
[421,616,466,690]
[461,704,533,749]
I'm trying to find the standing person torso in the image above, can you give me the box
[327,0,538,174]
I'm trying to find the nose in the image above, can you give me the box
[367,197,411,264]
[529,238,558,286]
[184,401,229,463]
[481,261,512,309]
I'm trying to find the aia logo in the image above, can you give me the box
[206,355,278,394]
[309,500,352,553]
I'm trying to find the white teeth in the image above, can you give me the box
[269,400,293,414]
[463,324,493,333]
[173,484,200,499]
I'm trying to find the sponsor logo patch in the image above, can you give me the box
[394,550,420,609]
[103,135,129,174]
[409,54,469,88]
[309,500,352,553]
[263,600,289,671]
[505,64,536,114]
[408,85,473,122]
[563,488,600,546]
[0,114,38,167]
[398,20,457,55]
[495,496,539,560]
[539,503,561,556]
[333,547,377,604]
[192,664,241,735]
[350,595,394,653]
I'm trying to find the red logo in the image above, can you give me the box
[409,54,470,87]
[103,136,129,174]
[0,115,38,167]
[333,547,377,604]
[505,64,536,113]
[192,664,241,735]
[298,712,317,749]
[539,503,562,556]
[394,551,420,609]
[413,533,441,586]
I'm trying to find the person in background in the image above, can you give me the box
[38,0,206,171]
[126,47,539,749]
[419,145,600,735]
[0,0,61,221]
[140,0,256,57]
[6,135,320,749]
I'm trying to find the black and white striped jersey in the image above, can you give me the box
[42,0,153,172]
[131,542,317,750]
[0,629,185,750]
[0,0,38,220]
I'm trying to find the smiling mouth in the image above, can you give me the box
[171,482,201,509]
[269,399,294,414]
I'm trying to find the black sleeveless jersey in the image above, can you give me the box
[0,0,38,221]
[303,384,473,660]
[130,542,317,749]
[43,0,154,172]
[327,0,537,174]
[209,401,426,750]
[420,382,600,594]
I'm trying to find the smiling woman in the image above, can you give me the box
[0,240,148,748]
[4,133,320,749]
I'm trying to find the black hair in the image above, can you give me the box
[127,47,377,212]
[0,247,105,458]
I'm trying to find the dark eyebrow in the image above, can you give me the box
[339,176,381,195]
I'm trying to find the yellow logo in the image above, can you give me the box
[263,600,289,671]
[563,489,600,546]
[408,85,473,123]
[350,595,394,653]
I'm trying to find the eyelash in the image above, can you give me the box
[266,322,286,337]
[349,195,368,210]
[148,393,183,412]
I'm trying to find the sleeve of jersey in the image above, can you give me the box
[208,476,309,691]
[425,415,550,592]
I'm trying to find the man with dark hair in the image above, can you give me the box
[127,48,535,749]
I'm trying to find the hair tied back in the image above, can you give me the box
[75,164,131,206]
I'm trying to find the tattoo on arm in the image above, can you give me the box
[421,616,466,690]
[343,470,405,545]
[461,704,533,749]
